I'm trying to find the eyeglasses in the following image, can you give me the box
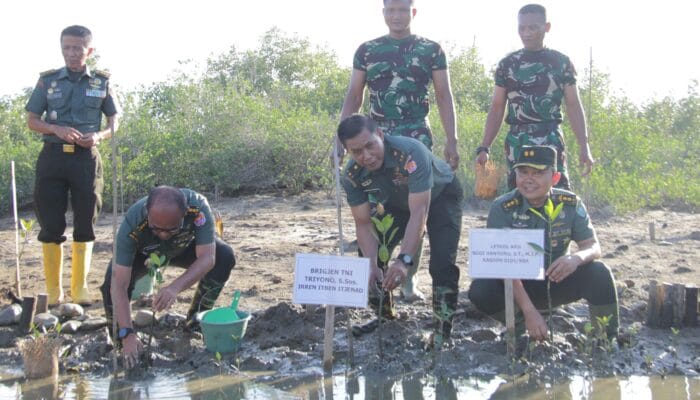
[148,219,184,235]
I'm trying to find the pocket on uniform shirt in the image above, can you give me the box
[84,96,103,120]
[47,96,66,110]
[84,96,103,108]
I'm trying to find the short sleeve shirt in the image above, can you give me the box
[495,48,577,126]
[353,35,447,122]
[115,189,215,267]
[25,66,119,143]
[486,188,595,268]
[341,135,454,210]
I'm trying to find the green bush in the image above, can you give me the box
[0,30,697,216]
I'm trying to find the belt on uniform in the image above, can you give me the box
[43,142,91,153]
[375,118,429,128]
[508,121,560,135]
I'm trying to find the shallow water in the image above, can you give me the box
[1,369,698,399]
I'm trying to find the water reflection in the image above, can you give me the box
[0,368,698,399]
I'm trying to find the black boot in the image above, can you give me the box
[185,277,224,332]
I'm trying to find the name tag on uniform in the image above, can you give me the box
[85,89,106,97]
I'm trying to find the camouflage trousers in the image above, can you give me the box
[505,123,571,190]
[376,118,433,150]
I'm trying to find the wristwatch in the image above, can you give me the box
[118,327,135,340]
[475,146,490,155]
[396,253,414,267]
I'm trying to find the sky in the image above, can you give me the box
[2,0,698,104]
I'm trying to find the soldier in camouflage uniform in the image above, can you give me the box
[468,146,619,341]
[338,0,459,303]
[100,186,236,369]
[338,115,463,341]
[476,4,594,190]
[25,25,120,306]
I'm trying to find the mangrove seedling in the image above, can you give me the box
[144,252,168,368]
[370,213,397,360]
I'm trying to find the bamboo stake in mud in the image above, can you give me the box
[504,279,515,356]
[332,142,354,368]
[110,126,120,374]
[322,139,343,372]
[11,161,22,298]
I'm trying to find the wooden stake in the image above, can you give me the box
[322,138,345,372]
[660,283,674,328]
[11,161,22,298]
[672,283,686,328]
[18,296,36,334]
[684,285,698,327]
[504,279,515,356]
[35,294,49,314]
[110,126,119,375]
[648,222,656,241]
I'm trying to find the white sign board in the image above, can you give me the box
[469,228,545,280]
[293,253,369,308]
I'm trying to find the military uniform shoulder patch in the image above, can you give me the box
[501,196,521,211]
[194,212,207,227]
[553,193,577,206]
[94,69,111,78]
[39,69,58,77]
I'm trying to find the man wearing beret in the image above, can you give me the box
[468,145,619,341]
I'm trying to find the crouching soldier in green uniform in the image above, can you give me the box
[100,186,235,368]
[338,114,463,340]
[26,25,120,306]
[468,146,619,341]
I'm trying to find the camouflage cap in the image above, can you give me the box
[513,145,557,170]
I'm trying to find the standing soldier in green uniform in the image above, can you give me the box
[100,186,236,368]
[468,146,619,341]
[338,0,459,302]
[476,4,594,190]
[25,25,120,306]
[338,115,463,340]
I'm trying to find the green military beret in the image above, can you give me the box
[513,145,556,170]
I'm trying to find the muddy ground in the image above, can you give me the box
[0,190,698,384]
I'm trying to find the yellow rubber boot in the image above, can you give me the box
[42,243,64,305]
[71,242,94,305]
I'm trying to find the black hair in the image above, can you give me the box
[383,0,414,6]
[518,4,547,19]
[337,114,378,145]
[60,25,92,44]
[146,186,187,214]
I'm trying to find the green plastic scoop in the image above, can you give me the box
[202,290,241,323]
